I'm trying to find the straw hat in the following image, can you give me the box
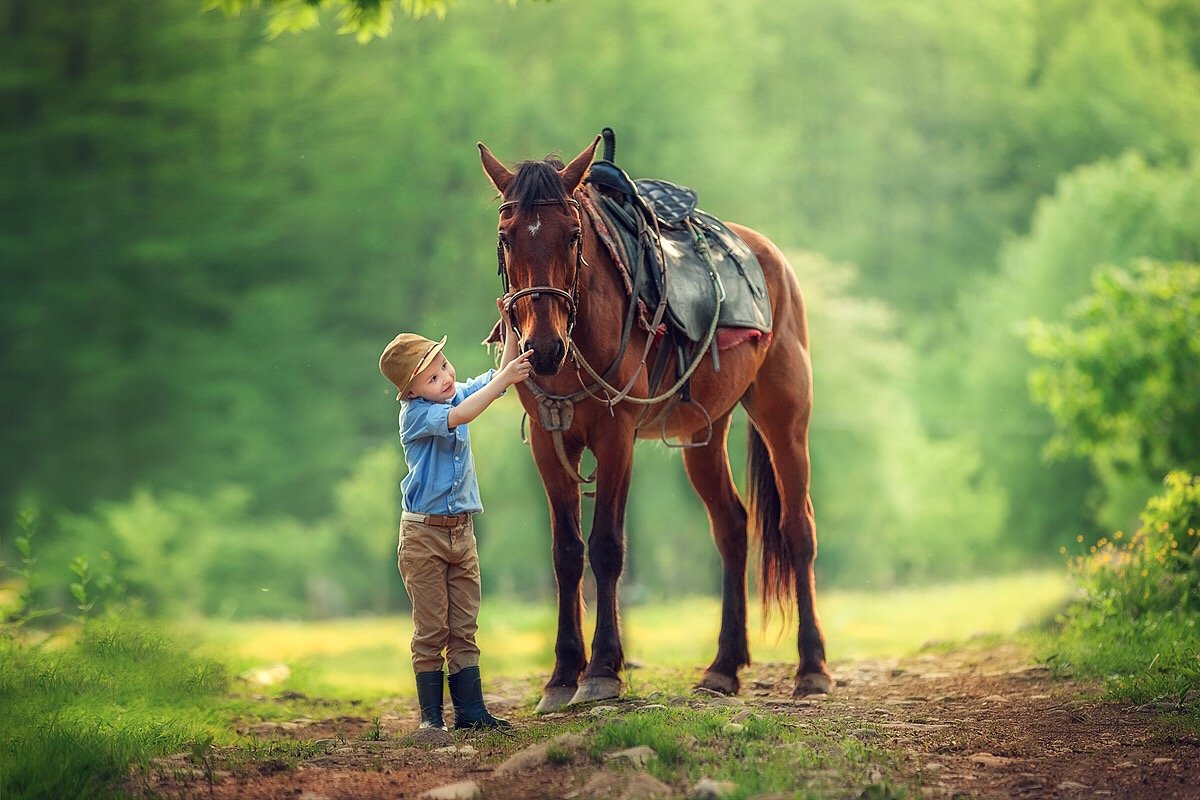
[379,333,448,399]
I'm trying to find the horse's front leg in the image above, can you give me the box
[682,412,751,695]
[529,428,587,713]
[569,425,634,706]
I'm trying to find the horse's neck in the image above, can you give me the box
[572,230,636,373]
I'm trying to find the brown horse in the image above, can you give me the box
[478,136,833,712]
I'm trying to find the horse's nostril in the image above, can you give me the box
[553,339,566,363]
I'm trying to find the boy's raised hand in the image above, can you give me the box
[496,349,533,387]
[497,294,515,333]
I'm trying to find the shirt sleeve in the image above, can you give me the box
[459,369,498,399]
[400,400,454,443]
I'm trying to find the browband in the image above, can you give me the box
[498,198,582,214]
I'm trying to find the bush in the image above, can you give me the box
[1049,472,1200,716]
[29,446,412,620]
[1068,471,1200,619]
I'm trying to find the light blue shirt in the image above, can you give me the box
[398,370,496,515]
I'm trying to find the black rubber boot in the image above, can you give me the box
[448,666,511,730]
[415,670,447,730]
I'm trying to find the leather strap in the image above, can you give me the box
[404,512,472,527]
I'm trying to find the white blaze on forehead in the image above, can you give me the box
[527,216,542,236]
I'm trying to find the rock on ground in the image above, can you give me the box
[605,745,656,768]
[577,769,673,800]
[418,779,481,800]
[494,732,586,775]
[400,727,455,749]
[690,777,738,799]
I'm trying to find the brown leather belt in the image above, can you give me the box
[407,512,471,527]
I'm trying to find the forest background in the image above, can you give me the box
[3,0,1199,620]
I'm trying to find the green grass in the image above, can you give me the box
[191,569,1070,699]
[577,704,907,799]
[0,616,367,800]
[0,618,232,800]
[1037,609,1200,729]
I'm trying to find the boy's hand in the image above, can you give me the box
[497,294,515,331]
[496,349,533,387]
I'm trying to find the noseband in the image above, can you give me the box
[496,198,585,337]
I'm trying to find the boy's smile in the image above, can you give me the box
[408,355,456,402]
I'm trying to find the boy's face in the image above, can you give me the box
[406,354,456,403]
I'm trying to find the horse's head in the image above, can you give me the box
[479,136,599,376]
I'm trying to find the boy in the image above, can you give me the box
[378,298,532,732]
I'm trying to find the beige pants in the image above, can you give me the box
[397,513,482,674]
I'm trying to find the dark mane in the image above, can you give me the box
[508,156,569,211]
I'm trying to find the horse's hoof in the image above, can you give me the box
[793,671,834,696]
[535,686,578,714]
[694,671,739,696]
[567,677,622,706]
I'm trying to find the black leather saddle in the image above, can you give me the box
[585,128,772,344]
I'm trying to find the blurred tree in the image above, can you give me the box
[0,0,277,516]
[952,155,1200,541]
[1028,259,1200,480]
[795,253,1007,586]
[5,0,1199,594]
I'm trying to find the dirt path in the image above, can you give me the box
[131,642,1200,799]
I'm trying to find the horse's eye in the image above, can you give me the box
[570,229,582,244]
[498,232,510,249]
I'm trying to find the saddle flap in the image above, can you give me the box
[634,178,698,226]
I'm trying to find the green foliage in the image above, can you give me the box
[207,0,477,42]
[1,511,61,629]
[797,255,1008,586]
[1048,472,1200,720]
[4,0,1200,597]
[36,447,408,619]
[1024,0,1200,194]
[953,154,1200,542]
[1028,259,1200,478]
[1067,472,1200,619]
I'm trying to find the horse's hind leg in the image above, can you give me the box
[683,412,751,695]
[743,355,833,696]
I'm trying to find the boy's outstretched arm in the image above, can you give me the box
[447,350,531,428]
[447,295,530,429]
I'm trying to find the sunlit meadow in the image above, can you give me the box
[191,570,1070,698]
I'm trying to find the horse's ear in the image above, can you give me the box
[558,135,600,194]
[478,142,514,195]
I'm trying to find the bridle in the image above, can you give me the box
[496,197,585,338]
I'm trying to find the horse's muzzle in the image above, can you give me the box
[527,338,566,376]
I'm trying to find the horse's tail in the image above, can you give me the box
[747,424,796,621]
